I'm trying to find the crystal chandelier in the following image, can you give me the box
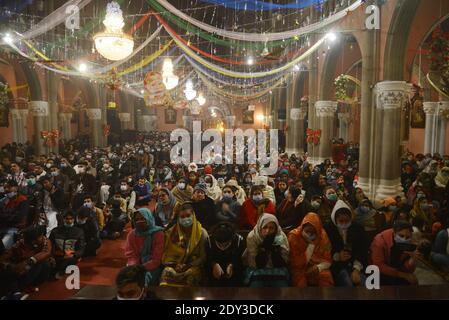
[93,2,134,61]
[162,58,179,90]
[196,92,206,106]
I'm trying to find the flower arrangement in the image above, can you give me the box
[428,27,449,95]
[0,82,9,109]
[334,74,350,102]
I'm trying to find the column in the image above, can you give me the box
[148,115,158,131]
[141,115,151,132]
[118,112,131,130]
[437,101,449,155]
[47,71,59,153]
[30,101,49,155]
[18,109,29,144]
[423,102,438,154]
[373,81,411,201]
[286,107,306,155]
[136,109,143,131]
[315,101,337,163]
[224,115,236,129]
[10,109,22,143]
[338,112,350,142]
[59,113,73,141]
[86,108,102,147]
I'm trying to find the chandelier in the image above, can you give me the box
[93,2,134,61]
[184,79,197,101]
[162,58,179,90]
[196,92,206,106]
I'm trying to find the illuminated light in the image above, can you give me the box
[325,32,337,42]
[256,114,265,122]
[294,64,300,72]
[162,73,179,90]
[78,63,88,72]
[3,33,13,44]
[246,56,254,65]
[196,93,206,106]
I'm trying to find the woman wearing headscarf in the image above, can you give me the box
[324,200,368,287]
[317,186,340,225]
[353,198,378,233]
[274,180,288,205]
[125,208,165,286]
[277,186,312,230]
[206,222,246,287]
[215,185,241,225]
[243,214,289,287]
[254,175,276,205]
[239,185,276,230]
[288,212,334,287]
[410,196,434,233]
[204,174,222,203]
[154,188,177,227]
[225,179,247,205]
[160,203,208,287]
[172,177,193,205]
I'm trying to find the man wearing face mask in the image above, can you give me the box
[49,165,70,196]
[0,181,29,250]
[171,177,193,205]
[33,164,47,181]
[370,220,418,285]
[115,265,160,300]
[0,225,52,299]
[76,208,101,257]
[49,212,85,278]
[324,200,368,287]
[7,163,27,192]
[71,161,97,211]
[82,196,105,232]
[206,222,245,286]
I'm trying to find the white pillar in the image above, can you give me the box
[338,112,350,142]
[225,115,236,129]
[148,115,158,131]
[10,109,22,143]
[59,113,73,141]
[141,115,151,132]
[373,81,411,201]
[423,102,438,155]
[315,101,337,163]
[437,101,449,155]
[118,112,131,130]
[30,101,49,155]
[86,108,102,147]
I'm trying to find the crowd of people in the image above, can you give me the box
[0,131,449,300]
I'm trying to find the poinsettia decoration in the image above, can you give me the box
[306,128,321,145]
[41,130,60,147]
[103,124,111,136]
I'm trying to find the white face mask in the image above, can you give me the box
[116,288,144,300]
[177,182,186,190]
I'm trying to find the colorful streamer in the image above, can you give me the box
[198,0,325,11]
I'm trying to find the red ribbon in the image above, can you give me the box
[40,130,60,147]
[306,128,321,145]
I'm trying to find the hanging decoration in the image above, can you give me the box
[103,124,111,137]
[143,71,170,107]
[184,79,197,101]
[162,57,179,90]
[0,82,10,127]
[198,0,325,11]
[105,68,122,91]
[427,27,449,98]
[173,99,189,110]
[306,128,321,145]
[334,74,360,103]
[41,129,60,147]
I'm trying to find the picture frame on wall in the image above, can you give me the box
[410,85,425,129]
[242,110,254,124]
[165,107,177,124]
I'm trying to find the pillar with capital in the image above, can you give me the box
[30,101,49,155]
[423,102,438,154]
[372,81,411,201]
[118,112,131,131]
[10,109,28,144]
[286,107,306,155]
[86,108,102,147]
[224,115,236,129]
[338,112,350,142]
[437,101,449,155]
[315,101,337,163]
[141,115,151,132]
[59,113,73,141]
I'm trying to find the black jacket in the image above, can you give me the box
[277,198,312,229]
[49,225,85,259]
[192,197,217,230]
[37,187,68,213]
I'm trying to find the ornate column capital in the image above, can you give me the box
[59,112,73,121]
[338,112,350,121]
[315,101,337,117]
[86,108,102,120]
[437,101,449,116]
[423,102,438,115]
[375,81,411,110]
[18,109,29,118]
[290,108,306,120]
[118,112,131,122]
[10,109,22,120]
[30,101,49,117]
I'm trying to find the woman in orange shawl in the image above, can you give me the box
[288,212,334,287]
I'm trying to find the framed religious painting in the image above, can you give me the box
[242,110,254,124]
[410,85,425,128]
[165,107,177,124]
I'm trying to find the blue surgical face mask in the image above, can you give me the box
[7,191,17,199]
[360,206,370,213]
[327,193,338,202]
[394,234,411,244]
[302,230,316,242]
[252,194,263,202]
[84,202,93,209]
[179,216,193,228]
[64,222,74,228]
[311,201,321,209]
[27,178,36,186]
[222,192,233,199]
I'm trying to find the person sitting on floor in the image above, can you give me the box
[243,214,290,288]
[191,184,217,231]
[206,222,245,287]
[160,202,207,287]
[76,207,101,257]
[82,196,105,232]
[101,192,129,240]
[277,186,312,230]
[215,186,241,225]
[115,265,159,300]
[125,208,164,286]
[0,225,51,300]
[239,185,276,230]
[430,218,449,272]
[288,212,334,288]
[370,220,418,286]
[154,188,177,228]
[49,211,85,278]
[171,177,193,205]
[324,200,368,287]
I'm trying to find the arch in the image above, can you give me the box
[383,0,421,81]
[18,62,42,101]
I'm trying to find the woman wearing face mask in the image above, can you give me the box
[125,208,164,286]
[316,187,339,225]
[239,185,276,230]
[353,198,378,233]
[154,188,177,227]
[410,197,434,233]
[172,177,193,205]
[324,200,368,287]
[204,174,222,203]
[225,179,247,205]
[160,203,207,287]
[242,172,254,199]
[242,214,289,287]
[288,212,334,287]
[277,187,312,230]
[215,186,241,224]
[206,222,245,287]
[76,208,101,257]
[274,181,288,205]
[370,220,418,285]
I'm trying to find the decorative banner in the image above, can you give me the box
[199,0,325,11]
[306,128,321,145]
[41,129,60,147]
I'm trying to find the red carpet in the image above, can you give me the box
[30,226,130,300]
